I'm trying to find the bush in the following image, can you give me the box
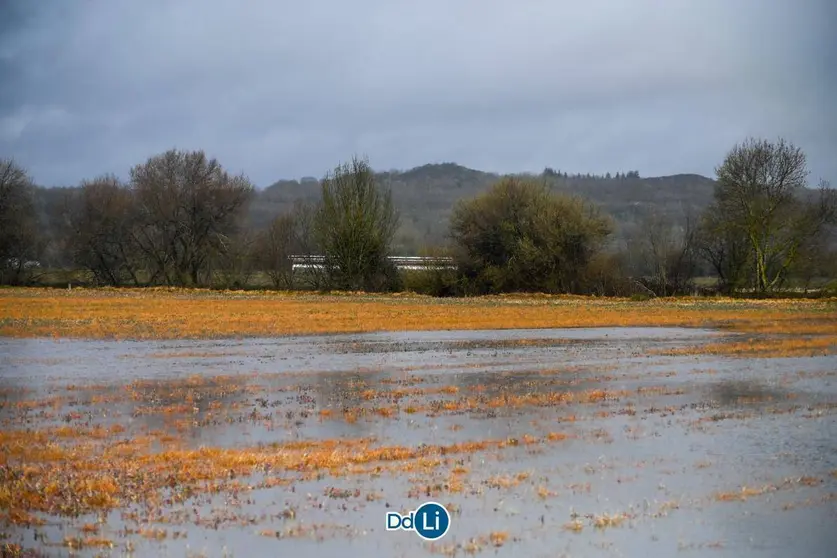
[449,177,612,294]
[313,157,400,292]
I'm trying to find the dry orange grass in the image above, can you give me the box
[0,428,568,525]
[714,485,776,501]
[2,288,834,356]
[592,512,631,529]
[489,531,509,546]
[661,334,837,358]
[62,536,114,550]
[311,388,627,421]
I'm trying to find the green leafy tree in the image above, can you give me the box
[449,176,612,294]
[313,157,400,291]
[713,138,836,293]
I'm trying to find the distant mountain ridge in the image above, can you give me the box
[29,162,720,254]
[251,163,719,251]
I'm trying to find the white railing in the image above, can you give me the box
[288,255,455,271]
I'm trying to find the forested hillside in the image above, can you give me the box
[6,140,833,296]
[250,164,717,252]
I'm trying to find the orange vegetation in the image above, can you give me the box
[0,430,568,525]
[1,289,834,355]
[715,485,775,501]
[710,476,823,502]
[592,512,631,529]
[489,531,509,546]
[660,334,837,358]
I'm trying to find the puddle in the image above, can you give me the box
[0,327,835,557]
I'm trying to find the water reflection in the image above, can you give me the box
[1,328,835,558]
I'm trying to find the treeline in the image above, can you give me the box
[1,137,835,296]
[543,168,641,180]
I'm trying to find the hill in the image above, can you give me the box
[252,164,718,252]
[28,164,719,256]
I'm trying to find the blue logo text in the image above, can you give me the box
[386,501,450,541]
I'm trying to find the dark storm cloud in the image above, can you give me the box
[1,0,835,187]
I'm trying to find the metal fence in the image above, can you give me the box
[288,255,455,272]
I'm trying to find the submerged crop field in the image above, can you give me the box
[1,288,837,355]
[1,289,836,557]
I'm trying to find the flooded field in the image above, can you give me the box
[1,326,836,557]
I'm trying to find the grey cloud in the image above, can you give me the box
[1,0,834,187]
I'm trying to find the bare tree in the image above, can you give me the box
[0,159,43,285]
[788,180,837,292]
[257,213,297,289]
[694,203,751,294]
[793,225,837,293]
[637,212,697,296]
[288,200,326,289]
[639,213,675,296]
[129,149,253,286]
[254,200,322,290]
[212,229,258,289]
[66,175,141,286]
[313,156,400,292]
[713,137,834,293]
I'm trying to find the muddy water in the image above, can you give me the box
[1,327,836,557]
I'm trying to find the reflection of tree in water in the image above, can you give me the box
[0,382,34,411]
[705,379,789,407]
[310,368,406,440]
[122,375,253,436]
[447,368,592,397]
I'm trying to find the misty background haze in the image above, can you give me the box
[1,0,835,187]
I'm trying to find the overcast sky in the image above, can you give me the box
[1,0,835,187]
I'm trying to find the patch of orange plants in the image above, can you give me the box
[0,427,570,526]
[1,289,834,357]
[714,484,776,501]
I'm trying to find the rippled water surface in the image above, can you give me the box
[1,327,835,557]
